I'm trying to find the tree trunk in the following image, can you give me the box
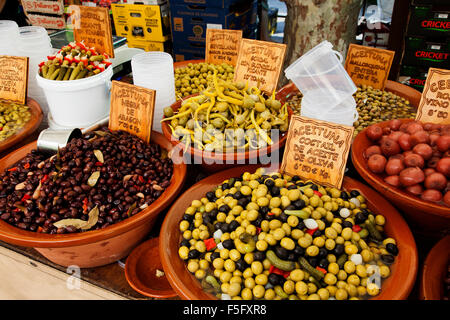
[280,0,362,86]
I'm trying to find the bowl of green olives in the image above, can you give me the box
[160,165,418,300]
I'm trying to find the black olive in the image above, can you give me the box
[308,257,318,267]
[284,205,296,211]
[296,181,305,187]
[318,248,328,259]
[311,184,318,191]
[206,191,215,201]
[209,209,218,219]
[220,223,230,233]
[215,222,223,230]
[287,185,297,190]
[342,221,353,229]
[235,258,247,271]
[334,244,345,256]
[253,251,265,261]
[265,179,275,188]
[259,206,270,215]
[279,212,288,222]
[221,183,229,190]
[203,216,211,224]
[381,254,395,265]
[218,204,230,213]
[211,252,220,261]
[340,191,349,200]
[313,230,322,237]
[253,216,263,227]
[294,246,305,257]
[229,220,239,231]
[271,186,280,196]
[183,214,193,221]
[180,239,190,247]
[238,198,249,207]
[188,249,200,259]
[297,220,305,230]
[233,191,243,200]
[319,258,329,269]
[386,243,399,256]
[287,253,297,261]
[355,212,366,224]
[293,200,305,209]
[350,190,360,197]
[275,246,289,260]
[223,239,234,249]
[292,175,300,182]
[268,273,281,285]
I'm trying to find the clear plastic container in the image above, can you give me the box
[284,41,357,110]
[301,102,359,127]
[0,20,19,55]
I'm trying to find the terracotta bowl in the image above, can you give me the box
[277,80,422,112]
[160,164,418,300]
[352,119,450,237]
[0,98,43,153]
[420,235,450,300]
[0,131,187,268]
[161,96,291,173]
[125,237,177,298]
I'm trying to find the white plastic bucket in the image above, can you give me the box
[36,66,113,127]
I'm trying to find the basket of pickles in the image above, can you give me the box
[36,41,113,128]
[161,68,292,172]
[280,81,420,138]
[0,98,43,153]
[160,165,418,300]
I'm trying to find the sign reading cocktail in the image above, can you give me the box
[234,39,286,94]
[109,81,155,143]
[281,115,354,189]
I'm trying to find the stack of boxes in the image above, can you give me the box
[398,0,450,92]
[169,0,258,61]
[111,0,172,53]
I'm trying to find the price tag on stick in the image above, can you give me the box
[0,56,29,105]
[71,5,115,58]
[280,115,354,189]
[416,68,450,125]
[344,44,394,90]
[234,39,286,95]
[109,81,156,143]
[205,29,242,66]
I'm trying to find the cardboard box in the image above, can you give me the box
[168,0,250,9]
[127,39,172,53]
[170,1,257,44]
[398,65,429,92]
[402,36,450,68]
[112,2,171,42]
[407,5,450,37]
[172,23,257,62]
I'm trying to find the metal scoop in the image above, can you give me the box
[36,116,110,154]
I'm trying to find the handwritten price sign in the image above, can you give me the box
[344,44,395,90]
[205,29,242,66]
[234,39,286,94]
[0,56,29,104]
[280,115,354,189]
[416,68,450,125]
